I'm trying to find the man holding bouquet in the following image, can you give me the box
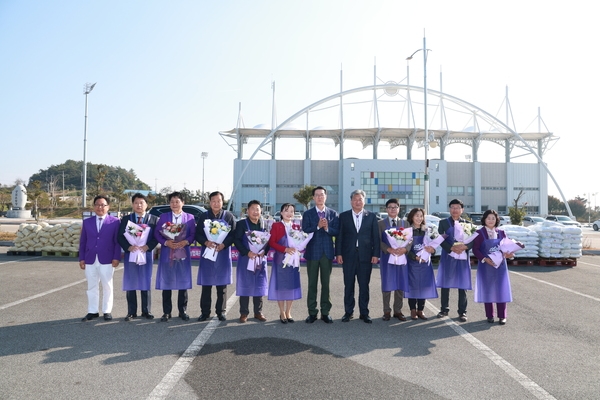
[436,198,475,322]
[378,198,409,322]
[301,186,339,324]
[234,200,270,323]
[336,190,380,324]
[195,191,236,322]
[118,193,159,321]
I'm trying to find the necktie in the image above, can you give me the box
[355,214,361,231]
[392,219,396,227]
[137,216,142,224]
[318,211,325,219]
[98,217,103,231]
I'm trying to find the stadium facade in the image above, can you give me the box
[221,77,557,217]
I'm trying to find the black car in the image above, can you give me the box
[148,204,207,223]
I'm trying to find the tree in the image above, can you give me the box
[567,198,586,220]
[508,190,527,225]
[293,185,316,211]
[547,195,565,215]
[28,180,44,221]
[111,176,129,213]
[91,164,108,197]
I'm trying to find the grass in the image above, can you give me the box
[0,232,17,241]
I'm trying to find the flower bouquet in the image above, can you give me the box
[417,226,446,264]
[124,220,151,265]
[160,221,187,262]
[282,226,313,268]
[245,230,271,272]
[384,227,413,265]
[487,237,525,268]
[202,219,231,261]
[449,222,479,260]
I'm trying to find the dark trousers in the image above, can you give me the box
[306,255,333,316]
[239,296,263,315]
[408,298,425,311]
[200,285,227,316]
[162,290,188,315]
[126,290,150,315]
[485,302,507,319]
[440,288,468,314]
[342,251,373,316]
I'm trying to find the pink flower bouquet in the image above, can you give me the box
[282,226,313,268]
[450,222,479,260]
[124,220,151,265]
[160,221,187,262]
[245,230,271,271]
[488,237,525,268]
[384,227,413,265]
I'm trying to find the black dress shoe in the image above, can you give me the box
[437,311,448,318]
[359,315,372,324]
[141,312,154,320]
[103,313,113,321]
[160,313,171,322]
[197,314,209,322]
[487,317,494,323]
[217,314,226,321]
[499,318,506,325]
[280,317,288,324]
[124,314,136,321]
[341,313,354,322]
[321,315,333,324]
[287,317,294,323]
[81,313,99,322]
[305,315,318,323]
[179,313,190,321]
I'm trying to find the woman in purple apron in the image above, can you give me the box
[472,210,513,325]
[233,200,270,322]
[404,208,438,320]
[268,203,302,323]
[379,216,410,295]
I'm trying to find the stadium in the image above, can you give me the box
[220,68,560,217]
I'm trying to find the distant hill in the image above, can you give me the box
[28,159,152,192]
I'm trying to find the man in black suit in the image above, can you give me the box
[336,189,380,323]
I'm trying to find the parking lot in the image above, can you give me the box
[1,246,599,400]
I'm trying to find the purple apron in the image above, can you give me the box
[379,219,409,292]
[122,213,154,291]
[268,232,302,301]
[404,233,438,299]
[236,219,268,297]
[197,217,233,286]
[436,218,473,290]
[474,230,513,303]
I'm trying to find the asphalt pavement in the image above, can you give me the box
[1,249,599,400]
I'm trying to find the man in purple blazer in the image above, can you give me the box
[79,195,121,322]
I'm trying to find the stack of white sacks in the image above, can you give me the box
[499,224,540,258]
[530,221,583,259]
[9,222,82,253]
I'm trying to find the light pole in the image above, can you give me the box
[201,152,208,204]
[82,82,96,208]
[407,35,431,214]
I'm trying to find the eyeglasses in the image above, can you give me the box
[449,206,462,210]
[94,204,108,208]
[387,206,399,210]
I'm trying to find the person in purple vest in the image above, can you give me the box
[195,191,236,322]
[234,200,270,323]
[378,198,408,322]
[117,193,159,321]
[154,192,196,322]
[79,195,121,322]
[472,210,514,325]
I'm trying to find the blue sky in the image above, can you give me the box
[1,1,598,207]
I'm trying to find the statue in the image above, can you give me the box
[6,184,32,218]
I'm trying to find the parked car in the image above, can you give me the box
[546,215,581,227]
[273,211,282,222]
[148,204,207,223]
[293,212,302,220]
[467,213,484,225]
[523,216,545,227]
[498,215,511,226]
[431,211,451,219]
[593,220,600,231]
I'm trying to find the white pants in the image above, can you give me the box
[84,262,115,314]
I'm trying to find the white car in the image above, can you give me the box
[592,220,600,231]
[499,216,511,226]
[523,216,545,227]
[546,215,581,228]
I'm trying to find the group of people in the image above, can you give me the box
[78,189,514,326]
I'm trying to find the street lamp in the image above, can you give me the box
[81,82,96,208]
[201,152,208,204]
[407,35,431,214]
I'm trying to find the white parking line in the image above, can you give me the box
[425,302,556,400]
[0,256,43,266]
[510,271,600,302]
[147,294,239,400]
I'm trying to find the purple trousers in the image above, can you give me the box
[485,302,507,319]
